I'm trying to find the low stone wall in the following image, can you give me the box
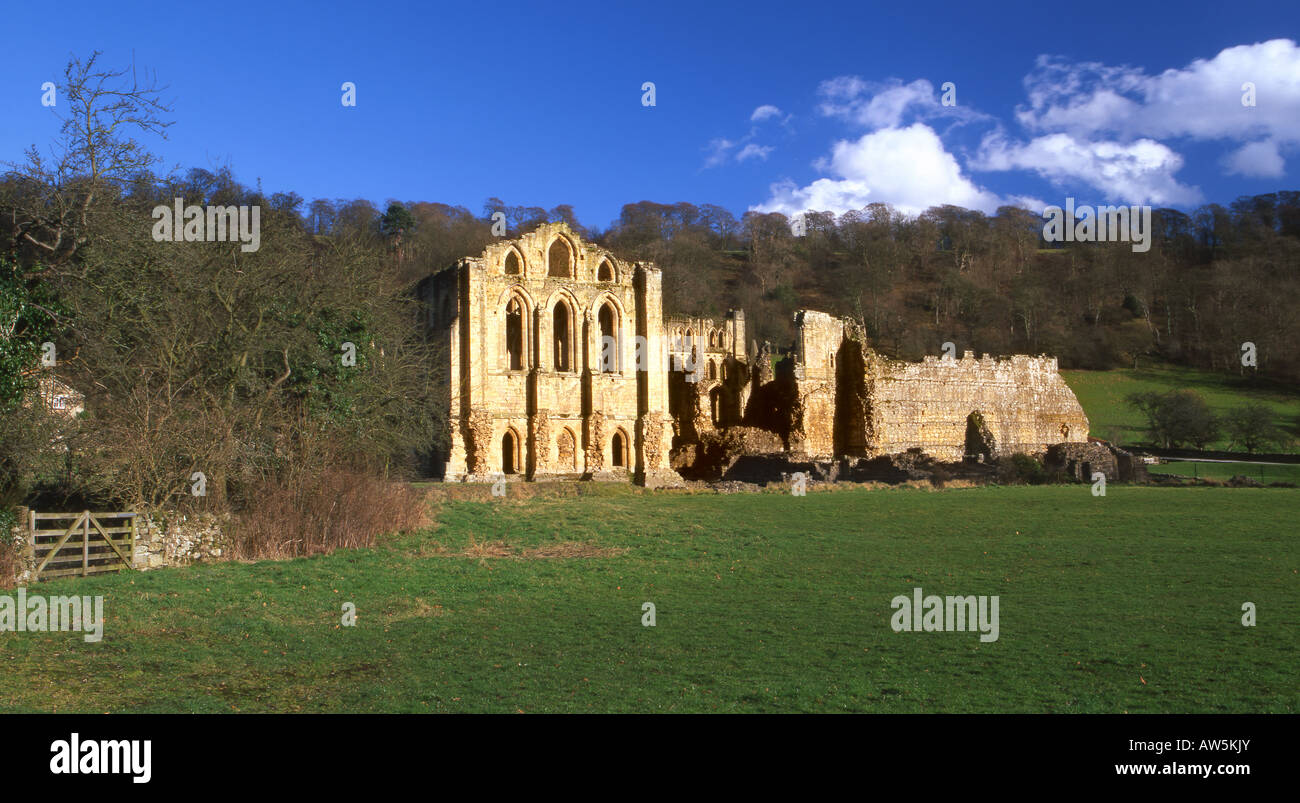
[133,512,231,569]
[3,507,226,583]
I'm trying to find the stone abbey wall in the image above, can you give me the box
[863,352,1090,462]
[422,223,1090,484]
[782,309,1089,461]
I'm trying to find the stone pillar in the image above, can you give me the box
[634,265,685,487]
[446,425,470,481]
[533,302,546,371]
[583,309,596,374]
[466,407,494,476]
[12,506,34,583]
[585,410,605,472]
[529,410,550,477]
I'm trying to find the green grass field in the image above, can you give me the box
[1151,461,1300,483]
[2,484,1295,713]
[1060,364,1300,451]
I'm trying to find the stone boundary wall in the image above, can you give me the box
[4,509,231,584]
[133,512,231,569]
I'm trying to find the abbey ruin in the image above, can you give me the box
[419,223,1091,485]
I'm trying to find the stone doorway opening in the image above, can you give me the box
[964,411,996,462]
[611,430,628,468]
[502,430,520,474]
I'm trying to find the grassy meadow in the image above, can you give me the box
[1060,364,1300,451]
[1,484,1294,713]
[1152,460,1300,483]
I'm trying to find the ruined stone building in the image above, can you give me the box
[420,222,1090,484]
[419,222,680,487]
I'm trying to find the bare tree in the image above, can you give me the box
[3,51,173,270]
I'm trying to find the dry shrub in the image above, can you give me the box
[461,535,513,559]
[422,481,633,505]
[231,470,430,559]
[523,541,628,559]
[456,537,627,560]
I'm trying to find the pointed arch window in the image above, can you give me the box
[548,238,572,278]
[599,302,619,373]
[505,296,526,370]
[553,302,573,372]
[557,428,577,471]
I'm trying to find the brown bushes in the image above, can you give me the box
[230,470,430,559]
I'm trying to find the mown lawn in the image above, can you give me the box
[0,484,1295,713]
[1061,364,1300,450]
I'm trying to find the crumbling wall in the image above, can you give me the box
[1045,442,1147,483]
[789,311,843,457]
[862,349,1090,461]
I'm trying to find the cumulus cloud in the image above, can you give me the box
[974,132,1203,205]
[736,143,774,162]
[751,104,783,122]
[749,39,1300,215]
[754,123,1005,217]
[1017,39,1300,174]
[1222,140,1285,178]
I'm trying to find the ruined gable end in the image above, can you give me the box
[422,222,680,487]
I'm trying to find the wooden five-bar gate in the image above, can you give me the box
[28,510,139,581]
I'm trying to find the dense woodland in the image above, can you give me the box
[1,54,1298,552]
[415,191,1300,383]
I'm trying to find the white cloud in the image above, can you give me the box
[1018,39,1300,175]
[703,133,776,168]
[754,123,1005,217]
[1006,195,1049,215]
[818,77,988,129]
[704,107,784,168]
[974,132,1203,206]
[749,40,1300,216]
[1223,140,1285,178]
[703,138,736,168]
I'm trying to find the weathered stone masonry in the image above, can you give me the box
[421,223,1091,484]
[420,222,679,487]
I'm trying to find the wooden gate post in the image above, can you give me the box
[82,510,90,577]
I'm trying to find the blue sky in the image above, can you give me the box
[2,0,1297,228]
